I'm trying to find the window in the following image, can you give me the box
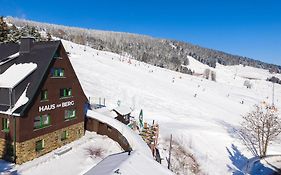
[61,131,69,141]
[35,139,44,152]
[51,68,65,77]
[64,109,76,120]
[40,90,48,101]
[34,114,50,129]
[2,118,9,132]
[60,88,72,98]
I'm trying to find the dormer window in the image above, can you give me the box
[51,68,65,77]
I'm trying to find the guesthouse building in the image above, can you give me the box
[0,38,88,164]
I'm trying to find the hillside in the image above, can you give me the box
[61,39,281,174]
[6,17,281,73]
[1,17,281,174]
[0,38,280,174]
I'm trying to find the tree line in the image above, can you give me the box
[4,16,281,74]
[0,16,50,43]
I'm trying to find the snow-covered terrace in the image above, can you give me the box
[87,109,152,158]
[86,109,173,174]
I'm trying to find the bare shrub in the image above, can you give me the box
[84,146,103,158]
[163,137,203,175]
[243,80,252,89]
[211,71,216,81]
[203,69,210,79]
[241,103,281,157]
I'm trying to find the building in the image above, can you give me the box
[112,106,133,125]
[0,38,88,164]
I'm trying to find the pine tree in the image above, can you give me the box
[29,26,42,41]
[47,32,52,41]
[0,16,9,42]
[8,24,21,43]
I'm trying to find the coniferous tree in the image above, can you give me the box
[47,32,52,41]
[0,16,9,42]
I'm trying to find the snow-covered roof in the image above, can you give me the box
[0,63,37,88]
[85,151,174,175]
[113,105,133,115]
[87,110,151,158]
[0,40,62,116]
[0,52,20,65]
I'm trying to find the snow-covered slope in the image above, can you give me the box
[62,39,281,175]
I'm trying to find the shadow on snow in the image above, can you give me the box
[226,143,278,175]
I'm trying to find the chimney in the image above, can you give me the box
[19,37,35,54]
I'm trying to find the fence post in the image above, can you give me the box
[168,134,172,170]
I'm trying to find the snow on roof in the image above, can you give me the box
[95,107,117,119]
[85,151,174,175]
[0,84,29,115]
[0,63,37,88]
[0,52,20,66]
[7,52,20,59]
[87,110,152,158]
[113,105,133,115]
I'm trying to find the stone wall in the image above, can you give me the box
[15,122,84,164]
[0,138,5,158]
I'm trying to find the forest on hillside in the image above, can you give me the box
[3,16,281,73]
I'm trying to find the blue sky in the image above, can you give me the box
[1,0,280,65]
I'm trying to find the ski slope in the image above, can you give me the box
[63,40,281,174]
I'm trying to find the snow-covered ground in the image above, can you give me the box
[62,40,281,174]
[0,132,122,175]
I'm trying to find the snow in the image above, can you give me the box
[87,110,152,158]
[1,132,122,175]
[113,105,133,115]
[62,39,281,174]
[0,52,20,66]
[85,151,174,175]
[261,155,281,171]
[0,84,29,116]
[184,55,215,74]
[0,63,37,88]
[1,38,279,174]
[94,107,117,119]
